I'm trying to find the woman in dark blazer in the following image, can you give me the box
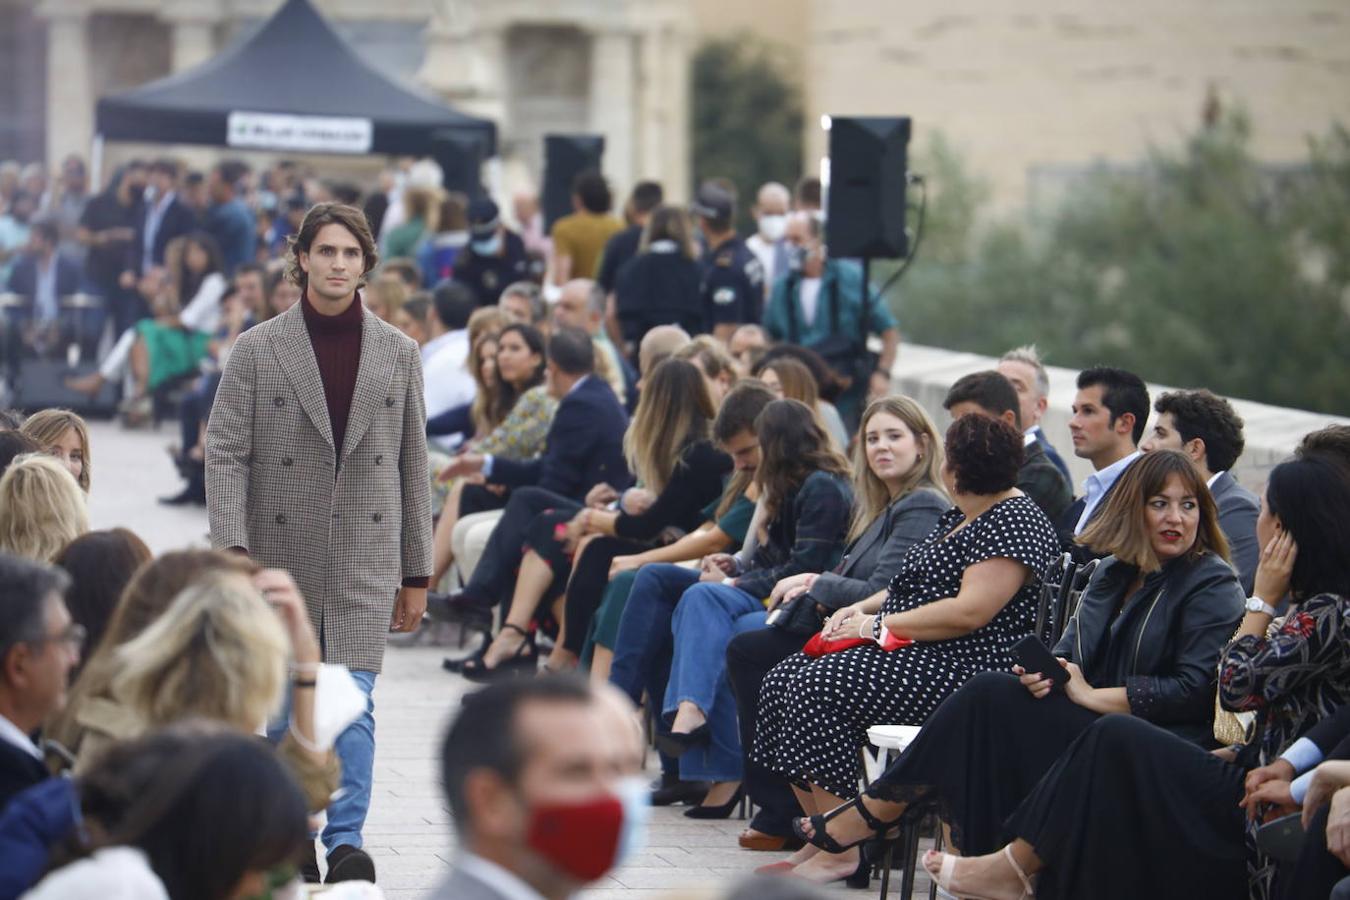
[726,396,950,845]
[792,450,1245,873]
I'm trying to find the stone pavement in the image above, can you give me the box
[84,420,933,899]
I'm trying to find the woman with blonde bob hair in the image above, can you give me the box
[790,449,1245,885]
[463,358,732,678]
[20,408,92,492]
[0,454,88,562]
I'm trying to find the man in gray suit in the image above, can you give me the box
[206,202,432,883]
[1141,389,1259,592]
[429,677,644,900]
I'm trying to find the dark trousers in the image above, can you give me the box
[726,626,810,837]
[465,486,580,612]
[1277,802,1350,900]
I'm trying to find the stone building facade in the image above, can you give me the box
[20,0,693,201]
[803,0,1350,211]
[9,0,1350,212]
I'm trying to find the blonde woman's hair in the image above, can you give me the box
[623,358,714,494]
[365,276,408,323]
[469,331,500,435]
[675,335,739,389]
[21,407,91,491]
[112,569,288,734]
[848,396,948,541]
[639,205,698,260]
[467,306,505,350]
[0,453,88,562]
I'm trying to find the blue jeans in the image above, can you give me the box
[665,582,766,783]
[268,669,377,853]
[608,564,701,778]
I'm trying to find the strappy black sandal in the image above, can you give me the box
[791,792,906,854]
[462,624,538,682]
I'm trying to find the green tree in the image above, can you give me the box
[894,115,1350,415]
[691,35,803,230]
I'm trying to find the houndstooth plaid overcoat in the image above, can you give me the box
[205,300,432,673]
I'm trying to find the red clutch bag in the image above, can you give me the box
[802,631,912,657]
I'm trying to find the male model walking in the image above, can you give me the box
[206,202,431,883]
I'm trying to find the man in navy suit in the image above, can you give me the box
[1141,389,1260,592]
[430,327,631,622]
[0,554,80,811]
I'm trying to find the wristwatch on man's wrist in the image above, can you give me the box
[1246,597,1278,617]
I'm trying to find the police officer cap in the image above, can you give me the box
[690,182,734,220]
[468,198,501,239]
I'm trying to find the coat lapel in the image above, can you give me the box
[340,308,397,464]
[270,303,335,452]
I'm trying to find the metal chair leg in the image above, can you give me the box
[877,834,897,899]
[898,821,920,899]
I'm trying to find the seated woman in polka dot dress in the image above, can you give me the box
[751,414,1060,885]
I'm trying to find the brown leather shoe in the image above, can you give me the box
[738,828,803,852]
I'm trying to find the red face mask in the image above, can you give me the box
[525,793,625,883]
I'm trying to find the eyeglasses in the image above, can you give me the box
[30,622,87,650]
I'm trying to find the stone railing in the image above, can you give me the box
[889,343,1350,493]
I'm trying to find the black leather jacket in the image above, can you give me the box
[1054,552,1244,745]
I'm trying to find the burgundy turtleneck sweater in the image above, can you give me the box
[299,292,428,589]
[301,291,363,458]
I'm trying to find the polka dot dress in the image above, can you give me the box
[751,495,1059,799]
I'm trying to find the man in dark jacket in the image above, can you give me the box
[1140,389,1260,592]
[451,199,529,307]
[430,328,630,622]
[0,555,78,811]
[943,370,1073,523]
[5,219,83,354]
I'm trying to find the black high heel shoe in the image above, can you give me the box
[791,792,905,854]
[683,785,743,819]
[653,723,711,758]
[462,624,538,682]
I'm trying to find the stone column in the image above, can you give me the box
[169,18,215,73]
[635,26,663,184]
[42,6,93,167]
[588,26,635,197]
[664,24,692,201]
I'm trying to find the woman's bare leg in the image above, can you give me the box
[431,479,465,586]
[791,785,862,881]
[480,550,553,668]
[922,838,1042,900]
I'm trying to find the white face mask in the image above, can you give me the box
[758,214,788,242]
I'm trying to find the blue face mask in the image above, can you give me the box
[471,234,502,256]
[612,775,650,866]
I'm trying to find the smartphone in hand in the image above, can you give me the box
[1011,636,1069,686]
[1255,812,1305,863]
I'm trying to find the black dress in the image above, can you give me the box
[752,495,1058,799]
[1005,714,1248,900]
[866,552,1244,854]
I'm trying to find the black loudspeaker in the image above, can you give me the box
[430,130,487,200]
[826,117,912,259]
[542,134,605,232]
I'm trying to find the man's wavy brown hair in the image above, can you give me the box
[285,202,379,294]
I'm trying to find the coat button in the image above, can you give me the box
[384,397,395,407]
[374,454,383,465]
[372,513,383,523]
[282,457,293,467]
[273,397,285,407]
[275,514,287,524]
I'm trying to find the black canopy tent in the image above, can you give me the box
[93,0,495,191]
